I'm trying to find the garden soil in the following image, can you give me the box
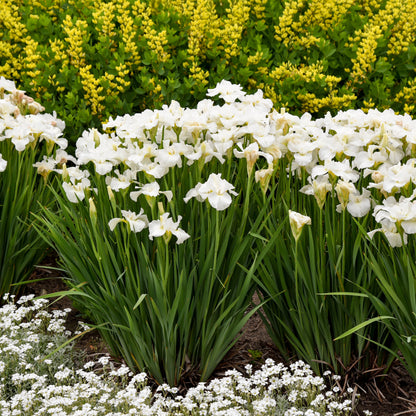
[21,252,416,416]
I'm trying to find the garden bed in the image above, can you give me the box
[22,253,416,416]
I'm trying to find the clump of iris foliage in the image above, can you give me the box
[0,77,69,296]
[0,293,358,416]
[2,0,416,144]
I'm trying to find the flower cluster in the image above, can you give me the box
[40,79,416,247]
[0,76,68,171]
[45,80,277,243]
[0,294,358,416]
[109,209,190,244]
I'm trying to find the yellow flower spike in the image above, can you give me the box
[22,38,41,73]
[186,0,219,70]
[49,39,69,66]
[404,104,415,114]
[362,98,375,113]
[63,15,88,68]
[395,78,416,110]
[217,0,250,62]
[349,0,404,81]
[113,0,141,66]
[252,0,267,20]
[387,1,416,56]
[93,1,117,52]
[274,0,305,46]
[263,85,278,104]
[181,0,197,18]
[134,2,171,63]
[79,66,106,116]
[247,52,263,67]
[0,0,29,78]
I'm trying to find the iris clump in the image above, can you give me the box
[0,77,69,297]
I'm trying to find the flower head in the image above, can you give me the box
[108,209,149,233]
[299,175,332,209]
[335,180,356,211]
[255,164,274,195]
[289,210,311,242]
[368,220,407,247]
[148,213,190,244]
[184,173,238,211]
[62,178,91,203]
[0,76,16,93]
[130,182,173,203]
[206,80,246,103]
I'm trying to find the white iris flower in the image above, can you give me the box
[148,213,190,244]
[108,209,149,233]
[184,173,238,211]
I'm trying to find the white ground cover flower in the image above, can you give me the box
[0,295,358,416]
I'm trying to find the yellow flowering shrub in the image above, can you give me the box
[1,0,416,143]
